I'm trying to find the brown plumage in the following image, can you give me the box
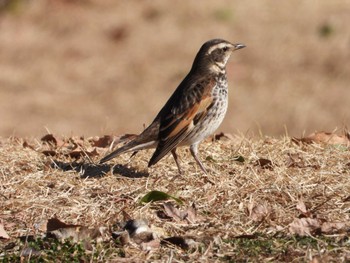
[99,39,245,174]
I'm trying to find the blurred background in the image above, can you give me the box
[0,0,349,138]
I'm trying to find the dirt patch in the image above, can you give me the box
[0,0,349,137]
[1,133,349,261]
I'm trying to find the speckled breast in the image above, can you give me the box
[184,74,229,145]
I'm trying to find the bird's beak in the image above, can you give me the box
[233,43,246,50]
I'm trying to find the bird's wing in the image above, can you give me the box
[148,75,216,166]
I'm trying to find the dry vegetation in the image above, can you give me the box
[1,0,350,262]
[1,132,350,262]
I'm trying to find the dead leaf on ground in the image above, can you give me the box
[296,199,308,214]
[286,153,304,168]
[162,202,199,223]
[321,222,347,234]
[292,131,350,146]
[248,203,271,222]
[42,150,57,157]
[46,218,105,243]
[49,227,90,242]
[140,190,183,205]
[92,134,137,150]
[288,217,321,236]
[67,148,98,159]
[68,136,85,150]
[163,202,187,221]
[47,218,80,232]
[213,132,234,141]
[141,239,161,251]
[41,134,58,146]
[186,203,199,223]
[254,158,274,170]
[89,135,114,148]
[286,153,320,169]
[22,140,35,150]
[40,134,67,149]
[0,222,10,239]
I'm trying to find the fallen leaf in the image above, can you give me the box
[213,132,234,141]
[0,223,10,239]
[163,203,187,221]
[286,153,320,169]
[42,150,57,156]
[47,218,80,232]
[140,190,183,205]
[46,218,105,243]
[286,153,304,168]
[321,222,347,234]
[292,131,350,146]
[23,141,35,150]
[254,158,274,170]
[68,137,85,150]
[49,227,90,242]
[296,199,308,214]
[140,239,160,251]
[186,203,199,223]
[41,134,58,146]
[288,217,321,236]
[248,203,271,222]
[160,202,199,223]
[67,148,98,159]
[89,135,114,148]
[40,134,67,149]
[156,210,172,220]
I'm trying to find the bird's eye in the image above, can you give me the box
[222,47,229,52]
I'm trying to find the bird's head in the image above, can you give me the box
[192,39,245,74]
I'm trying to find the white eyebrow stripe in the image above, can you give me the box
[207,43,228,54]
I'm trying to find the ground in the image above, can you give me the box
[0,1,349,261]
[0,0,349,137]
[0,133,349,262]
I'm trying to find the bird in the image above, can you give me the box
[99,39,245,174]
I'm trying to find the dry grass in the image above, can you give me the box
[1,134,349,261]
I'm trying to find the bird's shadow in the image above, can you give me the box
[51,160,149,179]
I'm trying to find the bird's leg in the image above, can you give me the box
[171,148,183,175]
[190,144,208,174]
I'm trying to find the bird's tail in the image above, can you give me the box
[99,138,156,164]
